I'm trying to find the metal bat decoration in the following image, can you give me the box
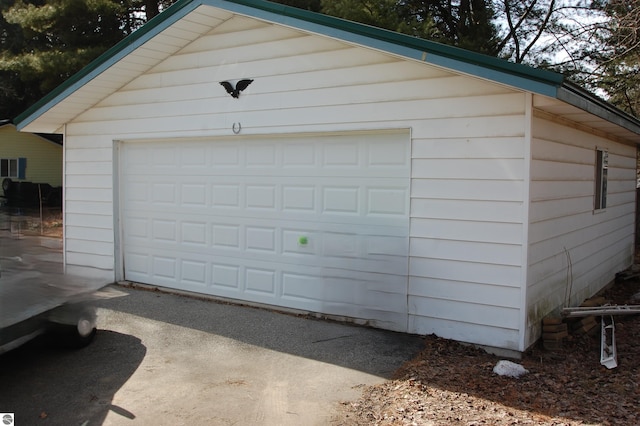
[219,79,254,98]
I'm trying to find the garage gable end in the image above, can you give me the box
[15,0,571,134]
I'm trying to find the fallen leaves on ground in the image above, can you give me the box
[335,276,640,426]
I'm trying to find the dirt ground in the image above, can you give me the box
[0,206,62,238]
[334,273,640,426]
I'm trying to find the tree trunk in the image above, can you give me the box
[145,0,160,20]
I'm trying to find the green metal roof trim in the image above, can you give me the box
[14,0,640,136]
[558,82,640,135]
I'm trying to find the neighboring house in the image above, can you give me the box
[14,0,640,354]
[0,119,62,203]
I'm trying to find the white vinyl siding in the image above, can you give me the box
[63,136,115,277]
[526,114,636,346]
[409,128,527,350]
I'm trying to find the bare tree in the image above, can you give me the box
[494,0,602,65]
[590,0,640,116]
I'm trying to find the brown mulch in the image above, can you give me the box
[335,274,640,426]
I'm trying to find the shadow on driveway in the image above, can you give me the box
[0,330,146,425]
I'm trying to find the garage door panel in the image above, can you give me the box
[212,223,241,249]
[152,218,177,242]
[210,143,240,167]
[126,180,149,202]
[151,182,177,205]
[282,228,320,255]
[152,145,179,166]
[181,221,207,245]
[125,216,148,238]
[125,252,149,276]
[368,187,409,215]
[245,267,277,295]
[246,143,277,166]
[121,132,410,330]
[181,183,207,206]
[366,235,408,256]
[212,263,240,289]
[181,259,207,285]
[282,185,315,211]
[212,183,241,207]
[245,226,276,253]
[152,255,177,279]
[246,185,277,209]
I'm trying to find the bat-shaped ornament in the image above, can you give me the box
[219,79,254,98]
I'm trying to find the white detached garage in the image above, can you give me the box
[16,0,640,354]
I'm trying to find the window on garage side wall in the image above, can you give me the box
[595,148,608,211]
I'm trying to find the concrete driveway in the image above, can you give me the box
[0,233,424,425]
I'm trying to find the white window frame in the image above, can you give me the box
[0,158,18,178]
[595,148,608,211]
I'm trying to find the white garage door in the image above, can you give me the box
[120,132,410,331]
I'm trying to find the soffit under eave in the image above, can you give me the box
[533,95,640,146]
[18,5,232,134]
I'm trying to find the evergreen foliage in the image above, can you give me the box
[319,0,499,55]
[0,0,172,119]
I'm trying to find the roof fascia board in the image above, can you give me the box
[214,0,561,97]
[558,82,640,135]
[14,0,202,131]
